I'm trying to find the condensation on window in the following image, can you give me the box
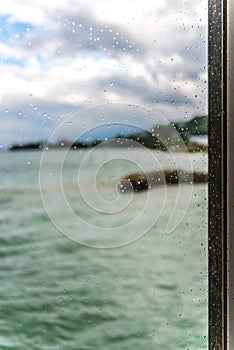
[0,1,208,349]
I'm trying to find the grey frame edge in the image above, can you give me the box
[227,0,234,348]
[208,0,228,349]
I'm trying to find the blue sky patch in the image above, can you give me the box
[0,14,33,43]
[0,56,26,67]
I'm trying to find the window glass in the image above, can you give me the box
[0,1,208,349]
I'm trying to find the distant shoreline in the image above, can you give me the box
[8,140,208,153]
[7,115,208,153]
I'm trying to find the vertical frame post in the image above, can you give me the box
[208,0,228,349]
[227,0,234,347]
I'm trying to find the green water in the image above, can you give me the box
[0,150,208,349]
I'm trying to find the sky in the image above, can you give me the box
[0,0,207,148]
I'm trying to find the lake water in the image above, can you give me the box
[0,149,208,350]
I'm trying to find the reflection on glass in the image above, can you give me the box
[0,1,208,349]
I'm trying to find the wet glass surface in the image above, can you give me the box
[0,1,209,349]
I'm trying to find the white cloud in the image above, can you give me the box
[0,0,207,147]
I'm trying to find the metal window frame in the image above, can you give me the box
[208,0,231,349]
[227,1,234,348]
